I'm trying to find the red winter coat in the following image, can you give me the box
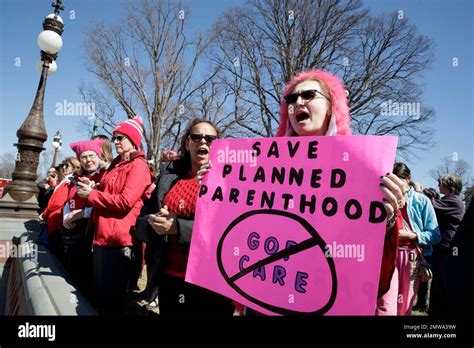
[377,213,401,297]
[87,151,152,247]
[42,181,69,235]
[66,171,104,211]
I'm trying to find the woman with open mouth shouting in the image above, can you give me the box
[278,69,405,312]
[136,118,234,316]
[198,69,407,315]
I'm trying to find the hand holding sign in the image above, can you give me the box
[379,172,407,228]
[197,161,212,184]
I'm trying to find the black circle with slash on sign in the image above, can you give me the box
[216,209,338,315]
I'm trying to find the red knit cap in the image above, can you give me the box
[70,139,103,159]
[113,116,144,148]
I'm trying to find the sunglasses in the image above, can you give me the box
[112,135,126,142]
[283,89,329,104]
[189,134,217,143]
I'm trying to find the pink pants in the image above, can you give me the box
[376,247,420,316]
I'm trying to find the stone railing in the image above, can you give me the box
[1,219,96,315]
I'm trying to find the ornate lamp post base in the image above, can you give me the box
[0,1,64,220]
[0,53,51,219]
[0,194,41,220]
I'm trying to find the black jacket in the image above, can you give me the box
[442,202,473,315]
[37,180,55,214]
[432,194,465,249]
[135,160,195,289]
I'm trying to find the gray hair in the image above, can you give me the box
[438,174,463,195]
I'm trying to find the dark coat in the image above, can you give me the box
[135,160,195,295]
[432,194,465,250]
[432,201,473,315]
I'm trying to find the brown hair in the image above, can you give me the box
[91,134,114,164]
[58,156,81,180]
[393,162,411,180]
[178,118,221,173]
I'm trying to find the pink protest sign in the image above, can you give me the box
[186,136,398,315]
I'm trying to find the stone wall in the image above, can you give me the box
[0,218,96,315]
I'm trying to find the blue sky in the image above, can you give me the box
[1,0,473,188]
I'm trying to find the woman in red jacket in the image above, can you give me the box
[39,157,81,261]
[61,139,106,301]
[77,116,152,316]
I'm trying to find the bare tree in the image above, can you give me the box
[429,156,473,190]
[0,153,16,179]
[208,0,435,157]
[189,79,257,138]
[78,83,117,137]
[342,12,435,157]
[0,151,62,182]
[82,0,221,166]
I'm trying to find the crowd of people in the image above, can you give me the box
[36,68,472,317]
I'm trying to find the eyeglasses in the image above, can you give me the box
[80,154,98,161]
[112,135,126,142]
[283,89,329,104]
[189,134,217,143]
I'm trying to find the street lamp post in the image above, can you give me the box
[90,116,99,138]
[51,130,62,167]
[0,1,65,219]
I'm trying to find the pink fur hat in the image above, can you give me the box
[70,139,103,159]
[276,69,352,137]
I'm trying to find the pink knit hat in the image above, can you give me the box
[277,69,352,137]
[70,139,103,159]
[113,116,144,148]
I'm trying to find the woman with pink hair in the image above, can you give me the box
[277,69,404,311]
[278,68,404,220]
[198,68,405,314]
[276,69,352,137]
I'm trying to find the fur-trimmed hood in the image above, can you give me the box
[276,69,352,137]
